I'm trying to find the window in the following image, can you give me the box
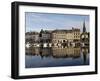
[86,35,88,38]
[82,35,84,38]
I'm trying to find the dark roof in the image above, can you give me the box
[80,32,90,36]
[52,28,80,33]
[40,30,52,34]
[52,30,71,33]
[25,32,39,35]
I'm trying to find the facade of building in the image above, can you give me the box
[52,30,67,44]
[72,28,80,41]
[80,32,89,47]
[52,28,80,44]
[39,29,51,43]
[25,32,39,43]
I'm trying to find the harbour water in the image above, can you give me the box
[25,47,89,68]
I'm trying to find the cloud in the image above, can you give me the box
[25,12,89,32]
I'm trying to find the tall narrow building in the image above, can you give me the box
[83,21,86,32]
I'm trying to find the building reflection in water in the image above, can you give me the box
[25,47,89,68]
[81,47,89,65]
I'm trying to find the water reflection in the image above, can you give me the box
[81,47,89,64]
[25,47,89,68]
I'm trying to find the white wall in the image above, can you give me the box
[0,0,99,81]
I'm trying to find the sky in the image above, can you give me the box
[25,12,89,32]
